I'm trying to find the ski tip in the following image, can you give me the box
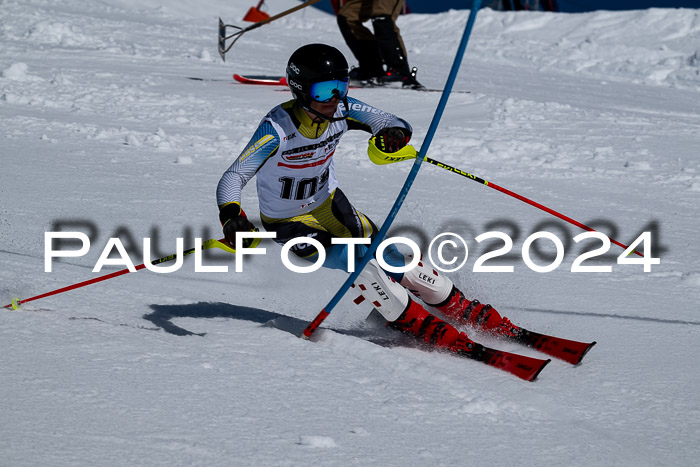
[529,358,552,382]
[574,341,597,366]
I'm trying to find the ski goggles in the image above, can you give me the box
[309,78,349,103]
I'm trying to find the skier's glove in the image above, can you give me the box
[219,203,258,249]
[374,127,410,153]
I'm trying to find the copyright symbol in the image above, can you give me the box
[428,233,469,273]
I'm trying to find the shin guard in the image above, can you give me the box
[353,259,410,322]
[399,256,453,306]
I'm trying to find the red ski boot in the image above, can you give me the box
[387,299,480,354]
[433,286,521,338]
[388,299,551,380]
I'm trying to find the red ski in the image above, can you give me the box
[231,73,470,94]
[233,74,287,86]
[513,329,596,365]
[458,344,551,382]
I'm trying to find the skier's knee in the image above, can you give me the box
[376,241,405,282]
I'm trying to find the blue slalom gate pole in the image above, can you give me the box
[302,0,483,339]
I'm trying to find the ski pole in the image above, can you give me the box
[368,140,644,257]
[301,0,484,340]
[218,0,322,61]
[422,156,643,257]
[3,238,235,310]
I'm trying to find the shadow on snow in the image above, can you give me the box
[144,301,407,347]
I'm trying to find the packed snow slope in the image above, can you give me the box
[1,1,699,466]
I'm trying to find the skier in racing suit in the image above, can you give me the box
[216,44,520,353]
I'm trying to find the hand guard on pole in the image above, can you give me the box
[367,136,418,165]
[219,203,261,250]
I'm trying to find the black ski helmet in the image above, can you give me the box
[286,43,349,108]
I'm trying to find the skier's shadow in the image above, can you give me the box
[144,302,405,346]
[145,302,287,336]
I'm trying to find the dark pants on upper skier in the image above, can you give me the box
[336,0,411,81]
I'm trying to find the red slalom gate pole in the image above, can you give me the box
[3,238,234,310]
[424,157,643,257]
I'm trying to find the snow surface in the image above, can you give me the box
[2,0,700,465]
